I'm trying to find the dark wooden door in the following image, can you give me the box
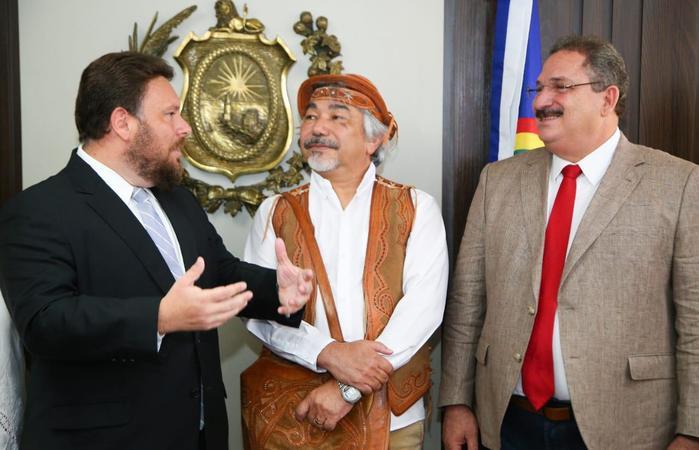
[443,0,699,259]
[0,0,22,206]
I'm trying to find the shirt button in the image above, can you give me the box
[190,388,201,399]
[528,305,536,315]
[514,352,522,362]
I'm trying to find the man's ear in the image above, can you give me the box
[601,85,620,117]
[110,107,135,141]
[365,132,384,157]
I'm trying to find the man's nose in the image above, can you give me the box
[532,87,554,112]
[310,117,330,135]
[177,114,192,137]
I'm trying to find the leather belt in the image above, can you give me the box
[510,395,573,422]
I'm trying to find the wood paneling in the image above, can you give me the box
[443,0,699,257]
[0,0,22,206]
[640,0,699,162]
[539,0,582,52]
[611,0,643,142]
[582,0,612,37]
[442,0,495,263]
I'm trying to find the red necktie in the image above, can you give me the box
[522,164,582,411]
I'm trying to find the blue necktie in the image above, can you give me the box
[131,188,184,279]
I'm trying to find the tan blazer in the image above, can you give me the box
[439,135,699,450]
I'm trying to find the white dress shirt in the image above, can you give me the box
[244,164,449,430]
[514,128,621,400]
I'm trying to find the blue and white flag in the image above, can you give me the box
[489,0,544,162]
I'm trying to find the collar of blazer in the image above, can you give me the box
[64,149,194,294]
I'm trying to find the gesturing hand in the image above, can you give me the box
[275,238,314,316]
[316,340,394,394]
[294,380,353,431]
[157,257,252,333]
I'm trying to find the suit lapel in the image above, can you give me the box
[520,150,551,300]
[65,151,175,294]
[561,136,646,285]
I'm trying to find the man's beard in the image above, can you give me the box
[307,152,339,172]
[126,122,184,191]
[303,136,339,173]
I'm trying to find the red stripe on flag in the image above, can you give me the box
[516,117,539,134]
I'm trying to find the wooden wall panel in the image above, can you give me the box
[442,0,495,263]
[0,0,22,206]
[582,0,613,37]
[611,0,643,142]
[640,0,699,162]
[539,0,582,54]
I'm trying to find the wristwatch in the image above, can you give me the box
[338,382,362,404]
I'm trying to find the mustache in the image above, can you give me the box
[535,107,563,120]
[302,136,339,150]
[169,138,186,153]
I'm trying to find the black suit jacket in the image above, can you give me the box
[0,151,302,450]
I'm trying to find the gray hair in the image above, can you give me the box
[363,110,396,166]
[549,35,629,116]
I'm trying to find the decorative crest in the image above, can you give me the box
[127,2,311,217]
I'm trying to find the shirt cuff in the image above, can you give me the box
[156,332,165,352]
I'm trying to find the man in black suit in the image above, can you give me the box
[0,52,313,450]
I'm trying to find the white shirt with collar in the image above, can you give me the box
[244,163,449,431]
[76,146,185,351]
[514,128,621,400]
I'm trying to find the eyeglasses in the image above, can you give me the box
[526,80,604,98]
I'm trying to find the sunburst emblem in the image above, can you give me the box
[210,56,266,102]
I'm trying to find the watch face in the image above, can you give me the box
[341,384,361,403]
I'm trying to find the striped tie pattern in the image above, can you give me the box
[131,188,184,279]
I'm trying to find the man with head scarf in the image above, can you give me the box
[243,73,448,449]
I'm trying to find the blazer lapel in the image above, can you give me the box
[65,151,175,294]
[520,149,551,300]
[561,136,646,285]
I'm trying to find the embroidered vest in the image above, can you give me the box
[272,176,431,415]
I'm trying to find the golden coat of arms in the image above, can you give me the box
[174,3,295,181]
[127,2,343,216]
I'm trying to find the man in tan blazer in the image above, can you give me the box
[440,35,699,450]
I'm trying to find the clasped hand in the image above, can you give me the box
[294,380,353,431]
[317,340,394,394]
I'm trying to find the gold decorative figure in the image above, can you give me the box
[293,11,343,76]
[128,6,198,58]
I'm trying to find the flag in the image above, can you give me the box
[488,0,544,162]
